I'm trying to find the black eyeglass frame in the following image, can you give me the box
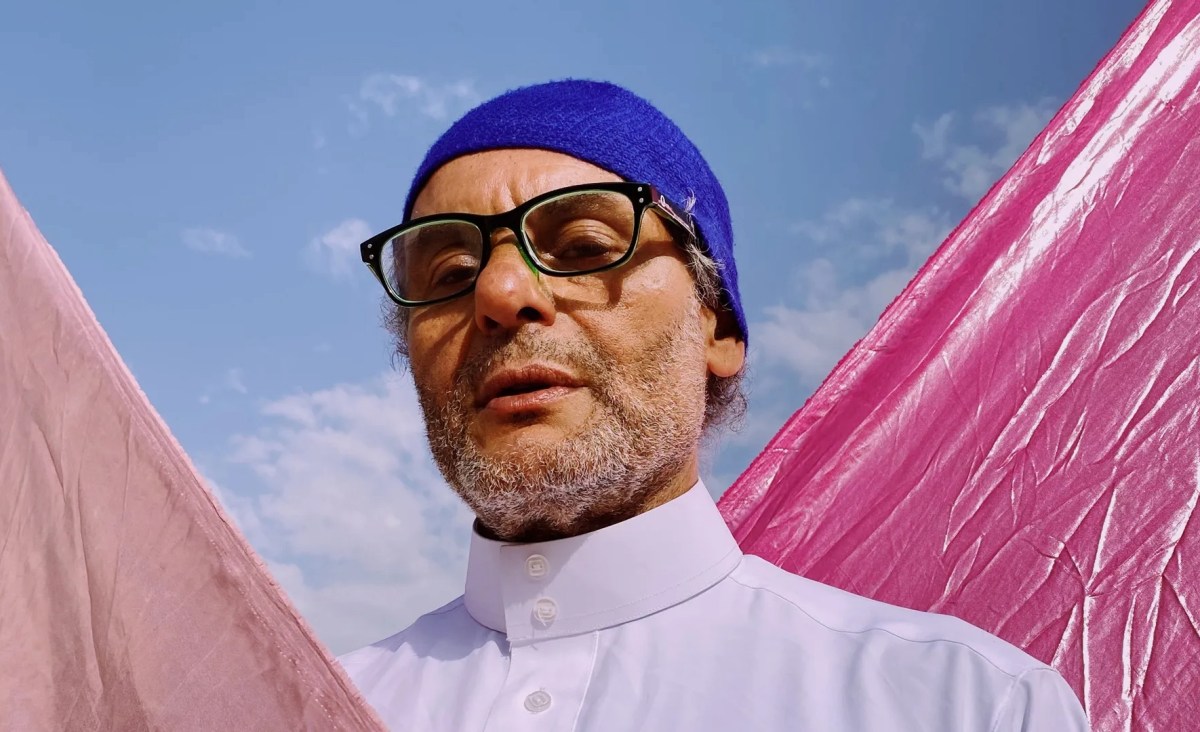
[359,181,698,307]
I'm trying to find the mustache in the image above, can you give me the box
[452,330,612,396]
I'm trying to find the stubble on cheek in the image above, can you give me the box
[412,302,709,541]
[415,328,615,472]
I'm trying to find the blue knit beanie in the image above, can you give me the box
[403,79,747,343]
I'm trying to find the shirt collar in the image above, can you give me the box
[463,482,743,644]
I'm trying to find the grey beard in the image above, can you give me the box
[416,307,708,541]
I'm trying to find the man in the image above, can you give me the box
[340,80,1089,730]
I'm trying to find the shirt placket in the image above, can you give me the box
[484,633,597,731]
[483,548,597,731]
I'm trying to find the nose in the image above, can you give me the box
[472,236,556,336]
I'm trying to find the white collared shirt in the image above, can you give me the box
[340,484,1089,731]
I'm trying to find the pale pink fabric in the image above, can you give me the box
[0,170,384,730]
[719,2,1200,731]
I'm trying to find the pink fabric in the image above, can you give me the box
[719,2,1200,731]
[0,170,384,730]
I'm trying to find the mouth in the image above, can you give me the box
[475,364,585,414]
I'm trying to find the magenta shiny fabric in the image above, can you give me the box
[0,169,385,730]
[719,2,1200,730]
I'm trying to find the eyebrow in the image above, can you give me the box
[528,193,623,219]
[410,227,472,246]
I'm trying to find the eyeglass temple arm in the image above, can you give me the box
[649,189,698,241]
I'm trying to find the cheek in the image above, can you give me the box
[407,308,474,390]
[587,259,701,354]
[614,256,697,320]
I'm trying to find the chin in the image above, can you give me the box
[475,425,572,463]
[473,409,591,450]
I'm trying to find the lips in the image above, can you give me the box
[475,364,584,412]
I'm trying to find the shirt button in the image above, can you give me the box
[524,689,552,713]
[525,554,549,578]
[533,597,558,626]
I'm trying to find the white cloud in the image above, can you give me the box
[305,218,373,280]
[225,368,248,395]
[182,228,250,258]
[346,100,370,136]
[223,373,472,653]
[760,101,1050,384]
[728,100,1039,495]
[198,367,249,404]
[914,99,1058,202]
[790,197,949,265]
[269,560,463,655]
[755,265,915,384]
[357,73,480,123]
[756,199,951,385]
[756,296,862,383]
[752,46,825,70]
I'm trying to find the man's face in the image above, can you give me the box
[406,149,743,541]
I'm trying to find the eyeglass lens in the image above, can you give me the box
[380,189,638,303]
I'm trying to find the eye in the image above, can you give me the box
[536,222,628,269]
[554,235,620,260]
[428,255,479,289]
[524,191,636,270]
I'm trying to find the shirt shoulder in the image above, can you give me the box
[729,554,1049,678]
[337,596,512,729]
[724,555,1089,730]
[338,596,487,680]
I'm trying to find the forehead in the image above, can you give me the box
[410,149,624,219]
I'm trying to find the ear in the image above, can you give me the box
[702,307,746,378]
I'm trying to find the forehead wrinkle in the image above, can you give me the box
[411,149,623,219]
[414,170,515,218]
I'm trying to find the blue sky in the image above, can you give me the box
[1,0,1146,653]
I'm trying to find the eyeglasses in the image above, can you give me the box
[359,182,697,307]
